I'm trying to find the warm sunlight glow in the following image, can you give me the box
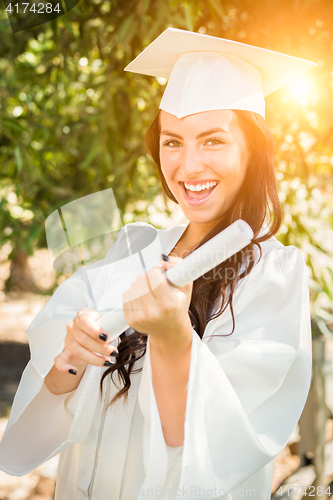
[289,77,313,98]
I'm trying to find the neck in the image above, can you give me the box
[173,217,227,258]
[189,214,228,241]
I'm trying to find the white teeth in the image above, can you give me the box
[184,181,217,192]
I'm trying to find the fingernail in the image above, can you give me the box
[110,351,119,357]
[161,254,169,262]
[68,369,77,375]
[99,333,108,342]
[103,360,114,367]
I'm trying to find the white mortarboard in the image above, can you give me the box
[124,27,317,119]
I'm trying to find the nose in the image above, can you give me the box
[179,143,205,178]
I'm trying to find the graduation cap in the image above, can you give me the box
[125,27,317,119]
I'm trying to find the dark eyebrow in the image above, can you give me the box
[160,130,184,140]
[160,127,228,140]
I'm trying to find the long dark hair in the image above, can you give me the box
[100,109,282,408]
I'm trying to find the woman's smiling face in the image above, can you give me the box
[159,109,250,225]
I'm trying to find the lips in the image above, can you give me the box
[179,181,218,205]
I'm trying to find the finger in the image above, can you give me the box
[143,271,154,295]
[76,308,102,322]
[134,271,161,299]
[158,256,193,291]
[64,336,116,368]
[75,309,108,342]
[158,254,183,272]
[146,266,166,294]
[128,280,148,323]
[129,277,150,320]
[54,350,113,374]
[53,347,86,375]
[72,326,118,358]
[123,282,148,329]
[126,273,151,301]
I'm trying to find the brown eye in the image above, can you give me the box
[205,138,224,146]
[163,140,182,147]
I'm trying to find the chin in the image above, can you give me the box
[181,208,220,224]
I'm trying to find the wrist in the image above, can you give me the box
[44,363,87,395]
[149,316,193,356]
[72,358,88,371]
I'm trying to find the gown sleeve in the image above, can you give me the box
[137,244,312,498]
[0,222,148,476]
[0,262,106,475]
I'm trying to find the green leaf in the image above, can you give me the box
[207,0,225,21]
[1,117,28,133]
[79,140,100,170]
[117,14,137,46]
[14,146,23,174]
[183,3,194,31]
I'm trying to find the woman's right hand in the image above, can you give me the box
[53,308,119,375]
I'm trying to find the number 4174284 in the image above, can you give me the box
[276,485,332,497]
[6,3,61,14]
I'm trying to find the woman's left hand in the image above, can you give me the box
[122,254,193,346]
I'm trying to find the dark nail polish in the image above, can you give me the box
[69,369,77,375]
[103,360,114,367]
[161,254,169,262]
[110,351,119,357]
[99,333,107,342]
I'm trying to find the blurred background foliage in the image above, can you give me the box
[0,0,332,332]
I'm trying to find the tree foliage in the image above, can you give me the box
[0,0,332,329]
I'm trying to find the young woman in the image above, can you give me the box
[0,28,315,500]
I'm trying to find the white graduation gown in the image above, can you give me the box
[0,221,312,500]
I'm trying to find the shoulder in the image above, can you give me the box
[255,223,305,266]
[258,236,306,274]
[204,237,310,343]
[235,237,308,307]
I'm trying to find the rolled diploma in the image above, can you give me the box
[97,219,254,343]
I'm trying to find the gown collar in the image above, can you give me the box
[158,221,190,256]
